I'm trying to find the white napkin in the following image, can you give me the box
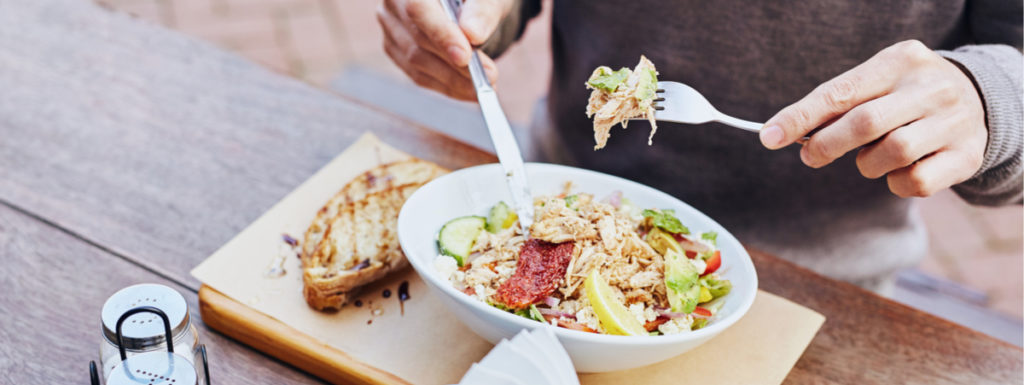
[458,328,580,385]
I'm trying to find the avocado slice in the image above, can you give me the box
[664,249,701,314]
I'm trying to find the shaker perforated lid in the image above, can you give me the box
[102,284,190,350]
[106,351,198,385]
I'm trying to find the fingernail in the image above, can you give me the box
[760,125,784,148]
[447,45,467,66]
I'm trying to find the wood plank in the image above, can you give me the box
[198,285,407,385]
[0,1,1020,384]
[0,203,323,384]
[0,0,494,292]
[750,249,1022,384]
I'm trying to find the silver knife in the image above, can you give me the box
[439,0,534,234]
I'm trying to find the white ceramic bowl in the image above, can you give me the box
[397,163,758,373]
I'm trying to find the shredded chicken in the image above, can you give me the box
[585,55,660,150]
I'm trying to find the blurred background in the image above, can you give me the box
[95,0,1022,344]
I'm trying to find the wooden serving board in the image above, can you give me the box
[198,285,405,385]
[191,133,826,385]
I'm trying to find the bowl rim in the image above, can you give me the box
[398,162,758,346]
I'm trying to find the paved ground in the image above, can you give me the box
[96,0,1022,327]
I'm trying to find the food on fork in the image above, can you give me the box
[585,55,659,150]
[302,159,447,310]
[434,190,732,335]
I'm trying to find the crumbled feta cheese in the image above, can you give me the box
[575,306,603,333]
[433,255,458,280]
[643,306,659,323]
[495,264,515,278]
[473,284,490,302]
[622,303,647,325]
[690,257,707,275]
[658,316,694,335]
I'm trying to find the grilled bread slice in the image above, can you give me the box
[301,159,447,310]
[302,159,447,259]
[302,184,419,310]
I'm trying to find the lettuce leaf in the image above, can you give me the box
[587,67,631,93]
[635,68,658,106]
[642,209,690,235]
[701,231,718,246]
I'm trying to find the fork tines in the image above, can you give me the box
[653,89,666,110]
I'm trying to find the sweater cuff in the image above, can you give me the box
[479,0,542,59]
[937,46,1023,205]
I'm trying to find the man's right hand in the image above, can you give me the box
[378,0,510,101]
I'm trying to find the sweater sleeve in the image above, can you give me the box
[938,46,1023,205]
[934,0,1023,206]
[478,0,542,59]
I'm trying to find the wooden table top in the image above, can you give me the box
[1,1,1019,384]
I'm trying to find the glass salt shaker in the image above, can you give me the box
[98,306,205,385]
[106,351,198,385]
[99,284,201,381]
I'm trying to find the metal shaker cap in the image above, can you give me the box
[102,284,190,350]
[106,351,197,385]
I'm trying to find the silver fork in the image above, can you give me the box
[643,81,811,142]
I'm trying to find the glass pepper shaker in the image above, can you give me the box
[99,284,200,381]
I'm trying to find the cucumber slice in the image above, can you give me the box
[438,216,486,266]
[485,201,518,233]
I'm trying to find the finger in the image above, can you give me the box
[406,30,470,79]
[886,150,975,198]
[414,69,477,101]
[405,0,473,66]
[382,9,489,101]
[408,46,477,92]
[382,0,402,19]
[854,118,949,179]
[383,25,476,101]
[380,6,416,69]
[381,8,471,81]
[380,6,423,73]
[762,50,904,149]
[799,90,928,168]
[478,51,500,84]
[410,25,499,83]
[460,0,511,45]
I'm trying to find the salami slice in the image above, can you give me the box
[495,239,575,309]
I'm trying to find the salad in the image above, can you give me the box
[586,55,659,150]
[433,188,732,336]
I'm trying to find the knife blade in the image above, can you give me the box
[439,0,534,233]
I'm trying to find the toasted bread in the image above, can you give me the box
[302,159,447,259]
[301,159,447,310]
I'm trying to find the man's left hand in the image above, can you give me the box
[761,40,987,198]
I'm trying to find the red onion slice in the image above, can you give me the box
[656,309,689,319]
[601,190,623,208]
[543,296,560,307]
[656,308,711,319]
[537,307,576,319]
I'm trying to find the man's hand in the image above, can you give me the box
[378,0,511,100]
[761,40,987,198]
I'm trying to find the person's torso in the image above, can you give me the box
[536,1,970,281]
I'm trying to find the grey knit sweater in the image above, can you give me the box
[484,0,1023,289]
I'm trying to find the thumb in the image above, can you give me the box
[459,0,511,46]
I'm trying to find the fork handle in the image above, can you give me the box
[714,113,764,133]
[714,113,816,143]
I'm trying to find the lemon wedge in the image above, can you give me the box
[585,269,647,336]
